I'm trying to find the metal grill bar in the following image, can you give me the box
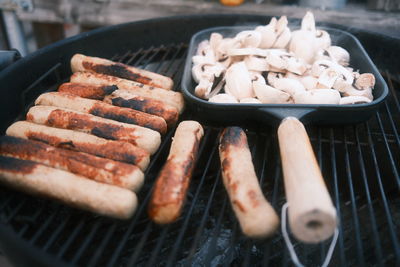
[343,129,366,265]
[354,125,384,263]
[0,43,399,267]
[329,128,346,265]
[365,122,400,256]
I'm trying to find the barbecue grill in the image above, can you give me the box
[0,14,399,266]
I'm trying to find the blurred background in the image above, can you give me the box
[0,0,399,56]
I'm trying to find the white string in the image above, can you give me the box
[281,203,339,267]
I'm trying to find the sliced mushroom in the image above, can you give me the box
[244,55,269,72]
[228,47,268,57]
[196,40,210,56]
[273,16,292,49]
[265,50,289,72]
[293,89,341,104]
[355,73,375,90]
[273,78,306,96]
[339,96,372,104]
[195,79,213,99]
[224,62,254,100]
[326,46,350,66]
[315,30,331,51]
[209,93,238,103]
[312,60,354,85]
[267,71,285,87]
[235,30,262,48]
[285,72,318,90]
[240,97,262,104]
[253,74,292,104]
[317,68,341,89]
[285,56,308,75]
[256,17,278,49]
[341,85,373,101]
[210,33,223,52]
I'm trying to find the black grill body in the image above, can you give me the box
[0,14,399,267]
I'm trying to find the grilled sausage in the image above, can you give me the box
[27,105,161,155]
[71,54,174,90]
[58,82,118,100]
[0,136,144,192]
[6,121,150,171]
[148,121,204,224]
[35,92,167,134]
[70,72,184,113]
[104,90,179,128]
[0,156,137,219]
[219,127,279,238]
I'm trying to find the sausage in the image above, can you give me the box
[104,90,179,128]
[35,92,167,135]
[58,82,118,100]
[148,121,204,224]
[71,54,174,90]
[0,155,137,219]
[70,72,184,113]
[26,105,161,155]
[6,121,150,171]
[219,127,279,238]
[0,136,144,192]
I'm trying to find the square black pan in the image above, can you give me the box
[181,26,388,126]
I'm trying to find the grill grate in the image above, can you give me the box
[0,43,399,266]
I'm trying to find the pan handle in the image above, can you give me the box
[277,117,337,243]
[256,107,316,125]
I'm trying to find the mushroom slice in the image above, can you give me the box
[315,30,331,50]
[285,72,318,91]
[209,93,238,103]
[285,56,308,75]
[339,96,372,105]
[244,55,269,72]
[355,73,375,90]
[195,79,213,99]
[273,78,306,96]
[289,30,316,64]
[273,16,292,49]
[326,46,350,66]
[265,50,288,71]
[341,85,373,101]
[240,97,262,104]
[267,71,285,87]
[196,40,211,56]
[227,47,268,57]
[294,89,341,104]
[216,38,240,62]
[210,33,223,52]
[312,60,354,84]
[256,17,278,49]
[253,74,292,104]
[301,11,316,32]
[317,68,341,89]
[235,30,262,48]
[224,62,254,100]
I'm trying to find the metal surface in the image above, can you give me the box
[0,14,399,267]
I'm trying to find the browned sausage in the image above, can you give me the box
[70,72,184,113]
[0,136,144,191]
[219,127,279,238]
[104,90,179,128]
[58,82,118,100]
[0,155,137,219]
[26,105,161,155]
[6,121,150,171]
[148,121,204,224]
[35,92,167,135]
[71,54,174,90]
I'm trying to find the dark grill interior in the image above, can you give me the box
[0,42,399,266]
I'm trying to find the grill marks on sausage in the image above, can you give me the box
[24,130,144,165]
[82,61,153,85]
[219,127,246,150]
[44,109,137,145]
[0,155,37,174]
[109,96,179,128]
[58,83,118,100]
[0,136,138,185]
[89,103,167,134]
